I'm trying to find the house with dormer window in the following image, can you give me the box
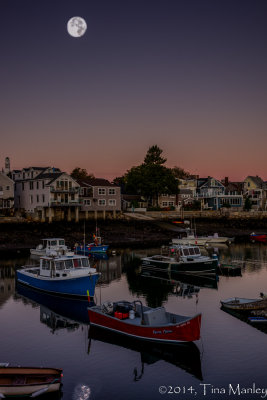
[13,167,80,221]
[243,176,267,210]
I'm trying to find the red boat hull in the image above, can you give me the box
[88,308,201,343]
[250,234,267,243]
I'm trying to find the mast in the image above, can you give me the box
[83,220,86,256]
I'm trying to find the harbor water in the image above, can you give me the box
[1,243,267,400]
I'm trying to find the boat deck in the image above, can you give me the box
[92,306,190,327]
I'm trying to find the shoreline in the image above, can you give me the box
[0,217,263,256]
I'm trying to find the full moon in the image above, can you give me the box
[67,17,87,38]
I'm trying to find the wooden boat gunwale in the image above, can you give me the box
[0,366,62,397]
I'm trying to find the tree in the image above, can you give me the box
[144,145,167,166]
[172,166,191,179]
[70,167,94,181]
[125,146,178,206]
[244,197,252,211]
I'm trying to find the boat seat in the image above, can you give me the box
[142,307,168,326]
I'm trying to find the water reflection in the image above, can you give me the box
[15,284,91,326]
[14,283,203,383]
[123,257,217,307]
[88,325,203,381]
[221,307,267,335]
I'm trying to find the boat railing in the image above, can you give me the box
[20,264,39,269]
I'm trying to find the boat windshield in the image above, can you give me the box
[81,258,89,267]
[65,259,73,269]
[189,248,195,255]
[183,248,189,256]
[50,240,57,246]
[55,260,65,270]
[42,259,51,270]
[59,240,65,246]
[73,257,89,268]
[194,247,200,255]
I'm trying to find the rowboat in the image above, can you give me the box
[88,300,201,343]
[248,316,267,323]
[220,296,267,311]
[16,253,100,299]
[0,365,62,398]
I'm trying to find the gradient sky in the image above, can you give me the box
[1,0,267,181]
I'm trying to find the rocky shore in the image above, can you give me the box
[0,216,266,256]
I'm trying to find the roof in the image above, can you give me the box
[34,172,63,183]
[179,189,194,195]
[78,178,118,187]
[224,182,243,193]
[197,177,224,188]
[245,176,265,187]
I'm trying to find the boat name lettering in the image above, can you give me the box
[153,330,162,334]
[163,329,173,334]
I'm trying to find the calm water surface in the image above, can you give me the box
[1,243,267,400]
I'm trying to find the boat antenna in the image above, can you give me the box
[83,220,86,256]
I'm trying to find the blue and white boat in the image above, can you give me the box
[16,253,100,299]
[74,235,109,255]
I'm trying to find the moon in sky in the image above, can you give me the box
[67,17,87,38]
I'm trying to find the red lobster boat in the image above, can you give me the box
[88,300,201,343]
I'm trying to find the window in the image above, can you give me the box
[82,258,89,267]
[6,186,10,191]
[29,181,33,190]
[168,201,174,206]
[109,199,116,206]
[22,182,25,191]
[73,258,82,268]
[55,261,65,270]
[36,195,39,203]
[42,195,45,203]
[109,188,116,195]
[98,188,106,195]
[162,201,168,206]
[30,195,33,204]
[36,181,39,189]
[42,181,45,189]
[98,199,106,206]
[0,186,2,191]
[65,259,73,269]
[84,199,91,206]
[42,259,50,270]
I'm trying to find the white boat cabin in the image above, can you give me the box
[40,238,66,250]
[40,254,92,278]
[161,244,211,262]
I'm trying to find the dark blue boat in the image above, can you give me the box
[16,253,100,299]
